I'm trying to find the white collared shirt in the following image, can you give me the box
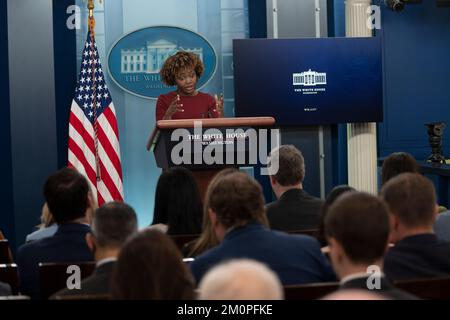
[340,271,385,285]
[96,257,118,268]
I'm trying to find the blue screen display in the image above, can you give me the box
[233,37,383,126]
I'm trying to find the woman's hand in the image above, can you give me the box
[163,94,184,120]
[214,93,224,117]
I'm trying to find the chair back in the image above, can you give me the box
[283,282,340,300]
[394,276,450,300]
[0,264,19,295]
[39,261,96,299]
[0,240,13,264]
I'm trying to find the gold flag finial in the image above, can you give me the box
[86,0,103,32]
[88,0,94,18]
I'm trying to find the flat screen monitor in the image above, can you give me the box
[233,37,383,126]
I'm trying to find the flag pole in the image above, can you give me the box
[88,0,101,181]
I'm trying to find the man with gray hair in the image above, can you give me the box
[198,259,283,300]
[54,202,138,297]
[266,145,323,231]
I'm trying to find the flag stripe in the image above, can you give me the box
[68,146,113,206]
[97,158,122,201]
[69,124,97,175]
[102,106,120,141]
[96,119,123,177]
[68,153,100,204]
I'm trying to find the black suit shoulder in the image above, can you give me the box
[266,189,323,231]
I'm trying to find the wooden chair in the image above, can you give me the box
[39,261,96,300]
[0,240,13,264]
[0,264,19,295]
[394,276,450,300]
[170,234,200,251]
[283,282,340,300]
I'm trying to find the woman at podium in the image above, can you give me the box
[156,51,224,121]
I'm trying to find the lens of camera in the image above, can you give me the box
[385,0,405,11]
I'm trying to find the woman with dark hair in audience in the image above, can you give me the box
[381,152,419,186]
[184,168,238,257]
[111,229,195,300]
[151,167,203,235]
[316,185,356,247]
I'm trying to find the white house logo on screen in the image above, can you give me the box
[293,69,327,95]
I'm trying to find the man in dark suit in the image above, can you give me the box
[17,168,95,299]
[191,171,335,285]
[266,145,323,231]
[325,192,416,300]
[53,201,137,298]
[381,173,450,281]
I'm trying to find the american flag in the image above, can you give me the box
[68,30,124,206]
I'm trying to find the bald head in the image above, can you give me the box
[322,289,386,300]
[198,259,283,300]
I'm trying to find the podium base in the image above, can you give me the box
[191,167,236,201]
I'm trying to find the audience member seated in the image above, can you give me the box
[325,192,416,300]
[434,210,450,242]
[190,171,335,285]
[198,259,283,300]
[111,229,195,300]
[266,145,323,231]
[184,168,237,257]
[150,167,203,235]
[25,203,58,243]
[316,185,355,247]
[17,168,95,299]
[381,173,450,280]
[0,282,11,296]
[53,202,137,298]
[381,152,419,187]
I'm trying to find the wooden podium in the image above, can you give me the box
[147,117,276,199]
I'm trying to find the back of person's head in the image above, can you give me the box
[268,145,305,186]
[381,152,419,186]
[187,168,238,257]
[111,229,194,300]
[381,173,437,229]
[43,168,90,224]
[37,203,55,229]
[325,192,390,266]
[317,185,356,246]
[208,172,267,229]
[153,167,203,234]
[198,259,283,300]
[91,202,138,249]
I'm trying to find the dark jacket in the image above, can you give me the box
[191,223,336,285]
[266,189,323,231]
[17,223,94,299]
[384,233,450,281]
